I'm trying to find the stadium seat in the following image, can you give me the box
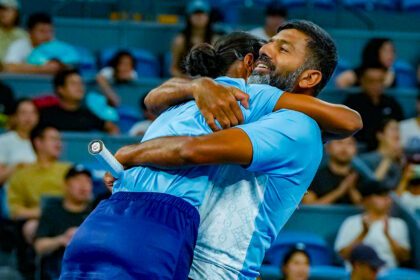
[401,0,420,11]
[263,231,333,266]
[329,58,352,87]
[99,48,161,78]
[117,105,142,134]
[310,266,349,280]
[162,52,172,78]
[393,60,417,88]
[378,268,420,280]
[281,0,336,9]
[259,265,281,280]
[74,46,97,80]
[343,0,398,10]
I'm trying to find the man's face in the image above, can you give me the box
[15,101,39,132]
[365,193,392,214]
[360,68,386,99]
[29,23,54,46]
[66,174,93,204]
[0,6,17,27]
[58,73,85,103]
[248,29,309,91]
[36,128,62,159]
[353,262,379,280]
[327,137,357,165]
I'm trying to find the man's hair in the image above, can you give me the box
[358,61,387,79]
[277,20,337,95]
[30,125,56,151]
[26,12,52,30]
[266,3,288,17]
[10,98,37,115]
[53,68,80,93]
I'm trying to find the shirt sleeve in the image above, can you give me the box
[4,40,29,63]
[98,67,114,81]
[243,84,283,123]
[391,219,410,250]
[236,110,322,176]
[6,171,26,217]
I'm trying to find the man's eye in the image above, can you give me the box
[280,47,288,53]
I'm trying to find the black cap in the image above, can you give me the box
[350,244,385,269]
[360,180,390,198]
[65,165,92,181]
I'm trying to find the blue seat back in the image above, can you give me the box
[378,268,420,280]
[394,60,417,88]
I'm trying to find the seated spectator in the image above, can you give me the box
[349,244,385,280]
[171,0,218,77]
[335,181,410,269]
[344,64,403,149]
[280,245,310,280]
[96,50,138,107]
[0,0,26,62]
[359,119,403,190]
[336,38,396,89]
[400,94,420,151]
[396,164,420,212]
[0,99,38,185]
[0,80,15,121]
[249,3,287,41]
[34,166,93,280]
[303,137,362,205]
[6,125,71,242]
[38,69,119,134]
[128,95,156,136]
[3,12,62,74]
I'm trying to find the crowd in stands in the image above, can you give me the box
[0,0,419,279]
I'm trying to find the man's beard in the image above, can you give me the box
[248,63,307,92]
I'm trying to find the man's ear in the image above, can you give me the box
[243,53,254,74]
[298,69,322,90]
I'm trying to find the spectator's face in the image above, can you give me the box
[14,101,38,132]
[379,42,395,68]
[377,120,400,150]
[189,12,209,29]
[59,73,85,102]
[265,15,286,34]
[251,28,311,92]
[66,174,93,204]
[326,137,357,165]
[0,6,18,28]
[116,55,134,80]
[29,23,53,46]
[352,262,379,280]
[365,193,392,214]
[360,68,386,99]
[282,252,310,280]
[36,128,62,159]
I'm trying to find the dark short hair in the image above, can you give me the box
[109,50,137,70]
[10,98,37,115]
[53,68,80,93]
[358,61,387,79]
[282,245,311,270]
[266,3,288,17]
[26,12,52,30]
[277,20,338,95]
[30,125,57,151]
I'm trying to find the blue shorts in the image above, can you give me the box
[60,192,200,280]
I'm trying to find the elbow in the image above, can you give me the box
[342,110,363,136]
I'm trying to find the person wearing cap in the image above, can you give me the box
[280,245,310,280]
[249,3,288,41]
[34,166,93,280]
[170,0,218,77]
[0,0,26,62]
[334,180,410,268]
[350,244,385,280]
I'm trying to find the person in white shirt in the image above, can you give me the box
[0,98,38,185]
[3,12,61,74]
[335,180,410,269]
[400,94,420,151]
[396,164,420,212]
[249,3,287,41]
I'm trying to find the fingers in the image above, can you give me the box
[232,88,249,109]
[103,172,116,191]
[203,112,220,132]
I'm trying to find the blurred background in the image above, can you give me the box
[0,0,419,279]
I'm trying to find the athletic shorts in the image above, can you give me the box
[60,192,200,280]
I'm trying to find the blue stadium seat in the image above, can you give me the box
[263,231,333,266]
[162,52,172,78]
[259,265,281,280]
[117,105,141,134]
[378,268,420,280]
[310,266,349,280]
[401,0,420,11]
[281,0,336,9]
[99,48,160,78]
[74,46,97,80]
[330,58,352,87]
[343,0,398,10]
[393,60,417,88]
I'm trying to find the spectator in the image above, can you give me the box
[249,3,287,41]
[303,137,362,205]
[396,164,420,212]
[171,0,218,77]
[344,64,403,149]
[3,12,61,74]
[349,244,385,280]
[0,0,26,62]
[34,166,93,280]
[38,69,119,134]
[335,180,410,269]
[0,80,15,119]
[336,38,396,89]
[128,95,156,136]
[280,245,310,280]
[6,125,71,242]
[96,50,138,107]
[359,119,403,190]
[400,94,420,151]
[0,99,38,185]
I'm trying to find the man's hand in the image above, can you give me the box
[104,172,116,192]
[337,172,358,195]
[192,78,249,131]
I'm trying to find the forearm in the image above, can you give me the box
[348,188,362,205]
[375,158,392,180]
[11,206,40,220]
[386,235,410,263]
[315,188,346,204]
[339,232,367,259]
[116,128,253,168]
[34,236,64,255]
[96,75,119,106]
[3,63,51,74]
[144,78,194,115]
[275,93,363,137]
